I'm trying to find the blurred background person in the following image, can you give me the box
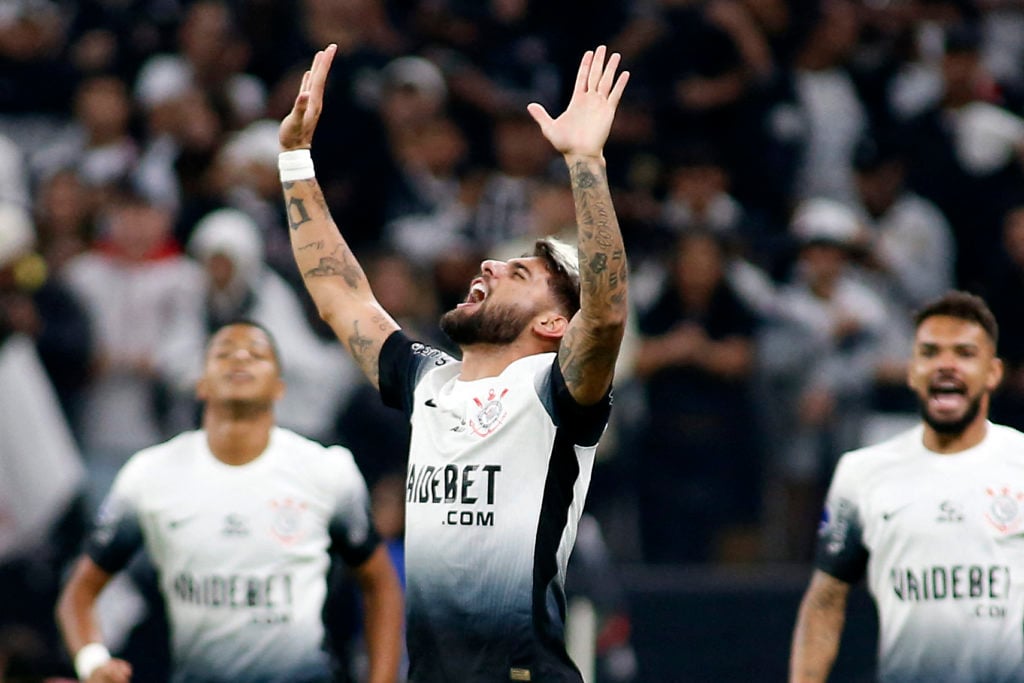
[163,207,358,444]
[755,199,892,561]
[632,230,761,564]
[62,185,201,512]
[0,202,88,680]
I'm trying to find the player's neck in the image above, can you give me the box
[457,340,547,381]
[922,415,989,454]
[202,408,275,466]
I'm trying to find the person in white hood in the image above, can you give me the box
[162,208,359,442]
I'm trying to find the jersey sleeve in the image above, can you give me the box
[378,331,457,417]
[84,460,145,574]
[814,456,869,584]
[324,445,381,568]
[538,357,613,448]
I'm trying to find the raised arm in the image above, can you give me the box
[350,545,405,683]
[789,570,852,683]
[56,556,133,683]
[279,45,399,389]
[528,47,630,405]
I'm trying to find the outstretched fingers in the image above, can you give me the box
[526,102,552,129]
[598,52,621,95]
[574,50,593,96]
[291,70,312,114]
[609,70,630,107]
[307,44,337,111]
[587,45,606,93]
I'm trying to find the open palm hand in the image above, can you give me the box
[279,44,337,151]
[527,45,629,159]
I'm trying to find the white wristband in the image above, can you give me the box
[279,149,315,182]
[75,642,111,681]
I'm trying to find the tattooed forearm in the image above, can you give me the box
[303,251,363,289]
[311,185,330,216]
[570,161,626,303]
[298,240,324,251]
[559,155,629,401]
[347,320,379,385]
[570,162,600,189]
[286,197,312,231]
[558,326,618,393]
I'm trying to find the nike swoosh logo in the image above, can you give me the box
[168,516,196,530]
[882,504,913,521]
[425,399,437,407]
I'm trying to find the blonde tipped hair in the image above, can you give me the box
[533,237,580,317]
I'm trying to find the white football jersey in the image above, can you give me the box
[817,422,1024,683]
[379,332,611,683]
[87,427,378,683]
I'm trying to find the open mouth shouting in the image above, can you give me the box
[926,377,968,416]
[457,279,488,309]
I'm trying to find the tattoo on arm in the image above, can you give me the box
[311,184,330,216]
[348,320,379,385]
[303,249,362,289]
[286,197,312,231]
[559,340,585,389]
[560,159,627,402]
[558,326,618,395]
[297,240,324,251]
[572,164,598,189]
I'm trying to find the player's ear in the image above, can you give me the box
[987,356,1004,392]
[533,312,568,341]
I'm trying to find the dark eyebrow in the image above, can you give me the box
[511,261,532,277]
[916,341,980,352]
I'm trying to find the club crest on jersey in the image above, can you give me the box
[470,388,509,436]
[984,487,1024,534]
[269,499,308,545]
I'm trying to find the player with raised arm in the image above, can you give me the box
[57,321,403,683]
[278,44,629,682]
[791,291,1024,683]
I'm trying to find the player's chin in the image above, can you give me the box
[922,407,975,435]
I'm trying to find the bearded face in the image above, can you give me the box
[440,298,536,346]
[917,384,983,435]
[907,315,1002,441]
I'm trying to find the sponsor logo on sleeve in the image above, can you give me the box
[819,498,854,555]
[411,343,452,366]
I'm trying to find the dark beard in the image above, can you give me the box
[440,301,534,346]
[918,392,983,435]
[218,397,274,419]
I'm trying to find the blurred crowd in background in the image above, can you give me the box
[1,0,1023,678]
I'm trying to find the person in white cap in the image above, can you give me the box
[756,197,894,560]
[160,207,358,443]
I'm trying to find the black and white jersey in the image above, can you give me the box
[86,428,378,683]
[816,423,1024,683]
[379,332,611,683]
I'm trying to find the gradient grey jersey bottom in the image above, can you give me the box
[379,332,612,683]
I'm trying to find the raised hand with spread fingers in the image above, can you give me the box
[528,45,631,406]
